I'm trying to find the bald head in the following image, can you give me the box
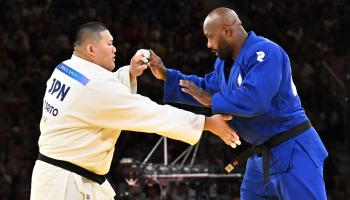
[204,7,241,32]
[203,7,247,60]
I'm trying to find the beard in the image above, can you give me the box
[214,40,232,60]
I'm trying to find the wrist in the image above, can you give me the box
[203,97,212,107]
[129,67,137,80]
[129,73,136,81]
[203,116,211,131]
[159,67,167,80]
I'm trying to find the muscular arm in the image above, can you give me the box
[162,58,223,107]
[160,46,283,118]
[75,78,239,146]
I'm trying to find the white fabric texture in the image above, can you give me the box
[31,55,205,199]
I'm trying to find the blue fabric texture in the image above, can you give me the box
[163,32,328,199]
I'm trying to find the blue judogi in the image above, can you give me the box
[163,32,328,199]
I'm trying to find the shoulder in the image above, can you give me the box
[244,37,284,64]
[89,75,129,93]
[250,37,280,55]
[81,77,132,106]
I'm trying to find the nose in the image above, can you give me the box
[207,40,212,49]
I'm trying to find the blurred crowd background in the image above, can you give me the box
[0,0,349,199]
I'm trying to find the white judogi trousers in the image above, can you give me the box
[30,160,116,200]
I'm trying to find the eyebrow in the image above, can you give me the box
[205,32,212,38]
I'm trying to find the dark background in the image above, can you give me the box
[0,0,349,199]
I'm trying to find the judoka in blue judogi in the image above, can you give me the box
[148,7,328,200]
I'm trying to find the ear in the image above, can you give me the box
[223,25,233,37]
[86,44,96,56]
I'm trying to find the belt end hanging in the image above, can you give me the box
[225,164,234,173]
[225,160,238,173]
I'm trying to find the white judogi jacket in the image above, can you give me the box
[31,55,204,199]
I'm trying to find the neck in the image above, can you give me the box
[232,28,248,59]
[73,50,93,63]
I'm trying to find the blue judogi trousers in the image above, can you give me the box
[240,129,327,200]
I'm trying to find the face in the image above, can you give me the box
[92,30,117,71]
[204,23,233,60]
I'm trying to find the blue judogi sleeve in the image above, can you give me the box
[212,44,283,117]
[163,59,221,106]
[164,43,283,118]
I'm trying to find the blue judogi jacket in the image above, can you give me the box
[163,32,328,197]
[164,32,313,146]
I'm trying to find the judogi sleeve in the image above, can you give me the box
[163,59,222,106]
[71,73,204,145]
[113,65,137,94]
[212,44,283,117]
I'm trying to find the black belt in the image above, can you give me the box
[38,153,106,184]
[225,120,312,183]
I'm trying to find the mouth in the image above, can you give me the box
[211,49,218,55]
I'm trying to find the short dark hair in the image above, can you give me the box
[74,22,108,47]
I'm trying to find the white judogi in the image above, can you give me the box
[30,55,205,200]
